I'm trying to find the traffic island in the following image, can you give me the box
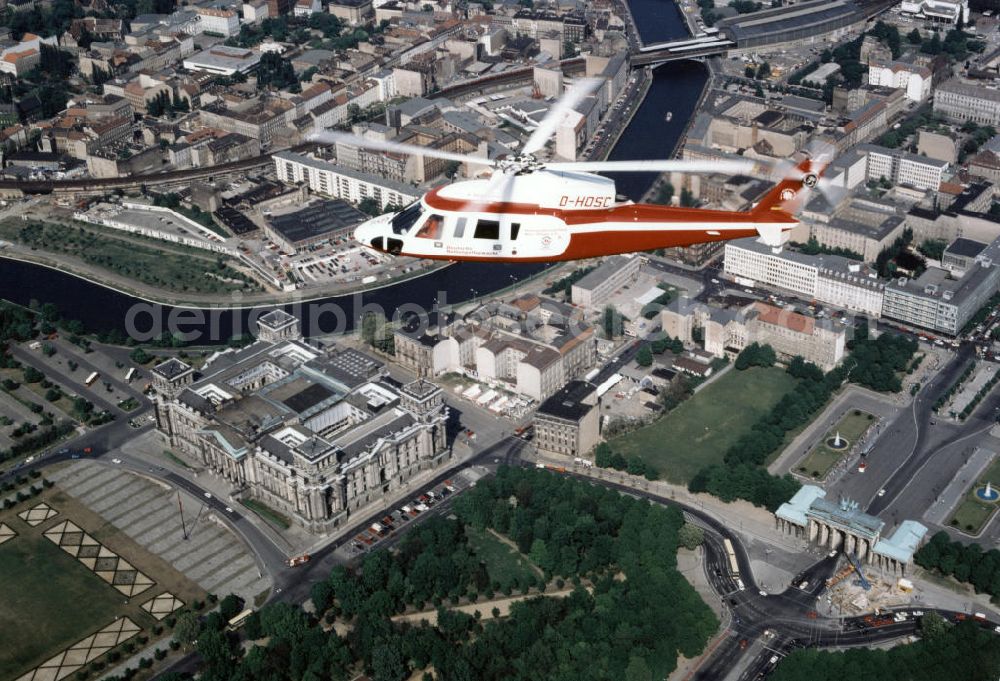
[947,457,1000,536]
[795,409,876,481]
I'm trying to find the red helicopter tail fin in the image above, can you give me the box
[749,157,821,219]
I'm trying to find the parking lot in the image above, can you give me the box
[339,470,483,557]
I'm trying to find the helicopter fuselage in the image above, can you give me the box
[354,170,798,262]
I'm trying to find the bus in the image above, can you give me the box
[124,367,136,383]
[226,608,253,631]
[723,538,739,577]
[85,371,99,387]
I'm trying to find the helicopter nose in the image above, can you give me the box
[354,219,383,251]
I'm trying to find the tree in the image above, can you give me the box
[680,188,697,207]
[601,305,624,339]
[625,655,653,681]
[219,594,243,621]
[173,612,200,645]
[907,27,922,44]
[678,523,705,550]
[636,344,653,367]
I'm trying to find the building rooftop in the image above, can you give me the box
[946,237,988,259]
[267,199,367,245]
[872,520,928,563]
[573,255,636,292]
[775,484,827,527]
[152,357,193,380]
[535,380,595,421]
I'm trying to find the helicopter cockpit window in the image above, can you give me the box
[415,214,445,239]
[390,202,423,235]
[473,219,501,240]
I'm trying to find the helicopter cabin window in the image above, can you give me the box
[510,223,521,240]
[390,202,423,235]
[473,219,501,240]
[453,217,468,239]
[415,214,445,239]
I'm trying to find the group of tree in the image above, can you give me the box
[360,311,395,355]
[173,467,718,681]
[733,342,776,371]
[256,52,299,92]
[794,237,863,261]
[146,91,190,118]
[919,29,985,61]
[846,324,918,393]
[541,265,595,296]
[960,120,997,160]
[593,442,659,480]
[875,228,923,279]
[917,238,948,261]
[770,619,1000,681]
[914,531,1000,597]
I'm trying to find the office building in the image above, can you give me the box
[933,78,1000,127]
[570,255,642,308]
[724,239,885,317]
[150,312,450,532]
[881,237,1000,335]
[274,151,419,211]
[533,380,599,459]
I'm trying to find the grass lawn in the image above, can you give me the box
[465,525,541,589]
[242,499,291,529]
[0,533,125,679]
[796,410,875,481]
[948,457,1000,535]
[609,367,799,484]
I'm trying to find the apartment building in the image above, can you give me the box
[274,151,419,210]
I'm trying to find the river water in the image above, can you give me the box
[0,2,706,342]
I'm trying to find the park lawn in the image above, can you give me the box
[465,525,541,589]
[948,457,1000,534]
[797,409,876,481]
[0,532,125,680]
[609,367,799,484]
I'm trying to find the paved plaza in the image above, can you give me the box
[47,462,271,604]
[0,521,15,545]
[18,502,59,527]
[14,617,141,681]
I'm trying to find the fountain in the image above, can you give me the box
[975,481,999,502]
[826,431,849,451]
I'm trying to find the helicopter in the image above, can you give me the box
[310,78,833,263]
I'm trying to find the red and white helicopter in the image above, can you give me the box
[311,79,833,263]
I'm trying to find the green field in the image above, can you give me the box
[465,525,541,589]
[609,367,799,484]
[797,410,875,480]
[949,457,1000,535]
[0,533,125,679]
[0,219,260,295]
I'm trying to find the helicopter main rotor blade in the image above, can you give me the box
[522,77,605,156]
[460,168,519,214]
[309,130,494,167]
[544,158,770,175]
